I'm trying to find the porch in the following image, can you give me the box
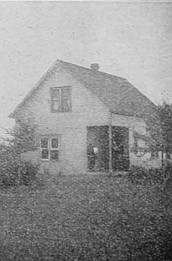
[87,125,129,172]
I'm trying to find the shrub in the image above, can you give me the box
[19,161,39,185]
[0,145,19,188]
[128,165,164,185]
[0,117,38,188]
[0,172,18,188]
[0,144,39,187]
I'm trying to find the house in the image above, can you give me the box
[9,59,161,174]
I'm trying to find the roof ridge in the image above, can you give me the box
[59,59,156,107]
[56,59,125,81]
[9,58,156,119]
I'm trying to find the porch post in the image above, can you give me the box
[109,112,112,173]
[161,150,164,169]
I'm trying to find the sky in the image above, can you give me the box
[0,1,172,136]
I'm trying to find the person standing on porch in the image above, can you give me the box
[87,144,99,171]
[93,146,99,171]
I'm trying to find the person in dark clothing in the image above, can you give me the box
[87,144,98,171]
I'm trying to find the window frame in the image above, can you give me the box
[40,136,61,161]
[40,137,49,161]
[151,150,159,159]
[50,137,59,161]
[50,86,72,113]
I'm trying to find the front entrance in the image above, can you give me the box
[87,126,109,171]
[87,126,129,172]
[112,126,129,171]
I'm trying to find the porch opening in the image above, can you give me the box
[87,126,129,172]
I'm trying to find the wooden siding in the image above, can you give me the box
[18,68,109,174]
[19,68,161,173]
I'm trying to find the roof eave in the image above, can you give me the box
[8,109,20,119]
[8,59,62,119]
[8,112,15,119]
[110,110,143,118]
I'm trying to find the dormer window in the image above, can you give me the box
[50,87,71,112]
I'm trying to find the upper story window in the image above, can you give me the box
[50,87,71,112]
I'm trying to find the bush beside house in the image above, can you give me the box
[0,118,39,188]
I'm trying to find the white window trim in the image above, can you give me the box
[40,137,49,161]
[50,86,72,113]
[40,136,61,161]
[50,137,59,161]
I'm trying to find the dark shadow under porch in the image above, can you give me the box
[87,125,129,172]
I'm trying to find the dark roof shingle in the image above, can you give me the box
[58,60,156,117]
[9,59,156,118]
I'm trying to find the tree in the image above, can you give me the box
[141,105,162,157]
[6,117,38,155]
[158,102,172,157]
[0,118,38,187]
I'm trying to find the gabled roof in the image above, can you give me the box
[9,59,157,119]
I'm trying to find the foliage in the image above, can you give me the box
[18,161,39,185]
[145,101,172,155]
[131,131,152,157]
[0,142,20,187]
[128,165,172,193]
[0,118,38,188]
[145,105,162,154]
[6,117,38,155]
[128,165,164,185]
[0,148,39,187]
[129,101,172,158]
[158,102,172,155]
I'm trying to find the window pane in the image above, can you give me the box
[52,88,60,99]
[51,138,58,148]
[61,87,70,99]
[41,149,49,159]
[61,87,71,112]
[52,100,60,111]
[41,138,48,148]
[61,99,71,112]
[51,150,59,160]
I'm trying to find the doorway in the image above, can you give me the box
[87,125,129,172]
[112,126,129,171]
[87,126,109,171]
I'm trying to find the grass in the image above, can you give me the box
[0,173,172,261]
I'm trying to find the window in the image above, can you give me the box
[133,137,146,157]
[151,150,159,159]
[40,137,59,160]
[41,138,49,159]
[50,87,71,112]
[50,138,59,160]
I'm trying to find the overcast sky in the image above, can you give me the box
[0,1,172,136]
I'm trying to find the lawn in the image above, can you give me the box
[0,174,172,261]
